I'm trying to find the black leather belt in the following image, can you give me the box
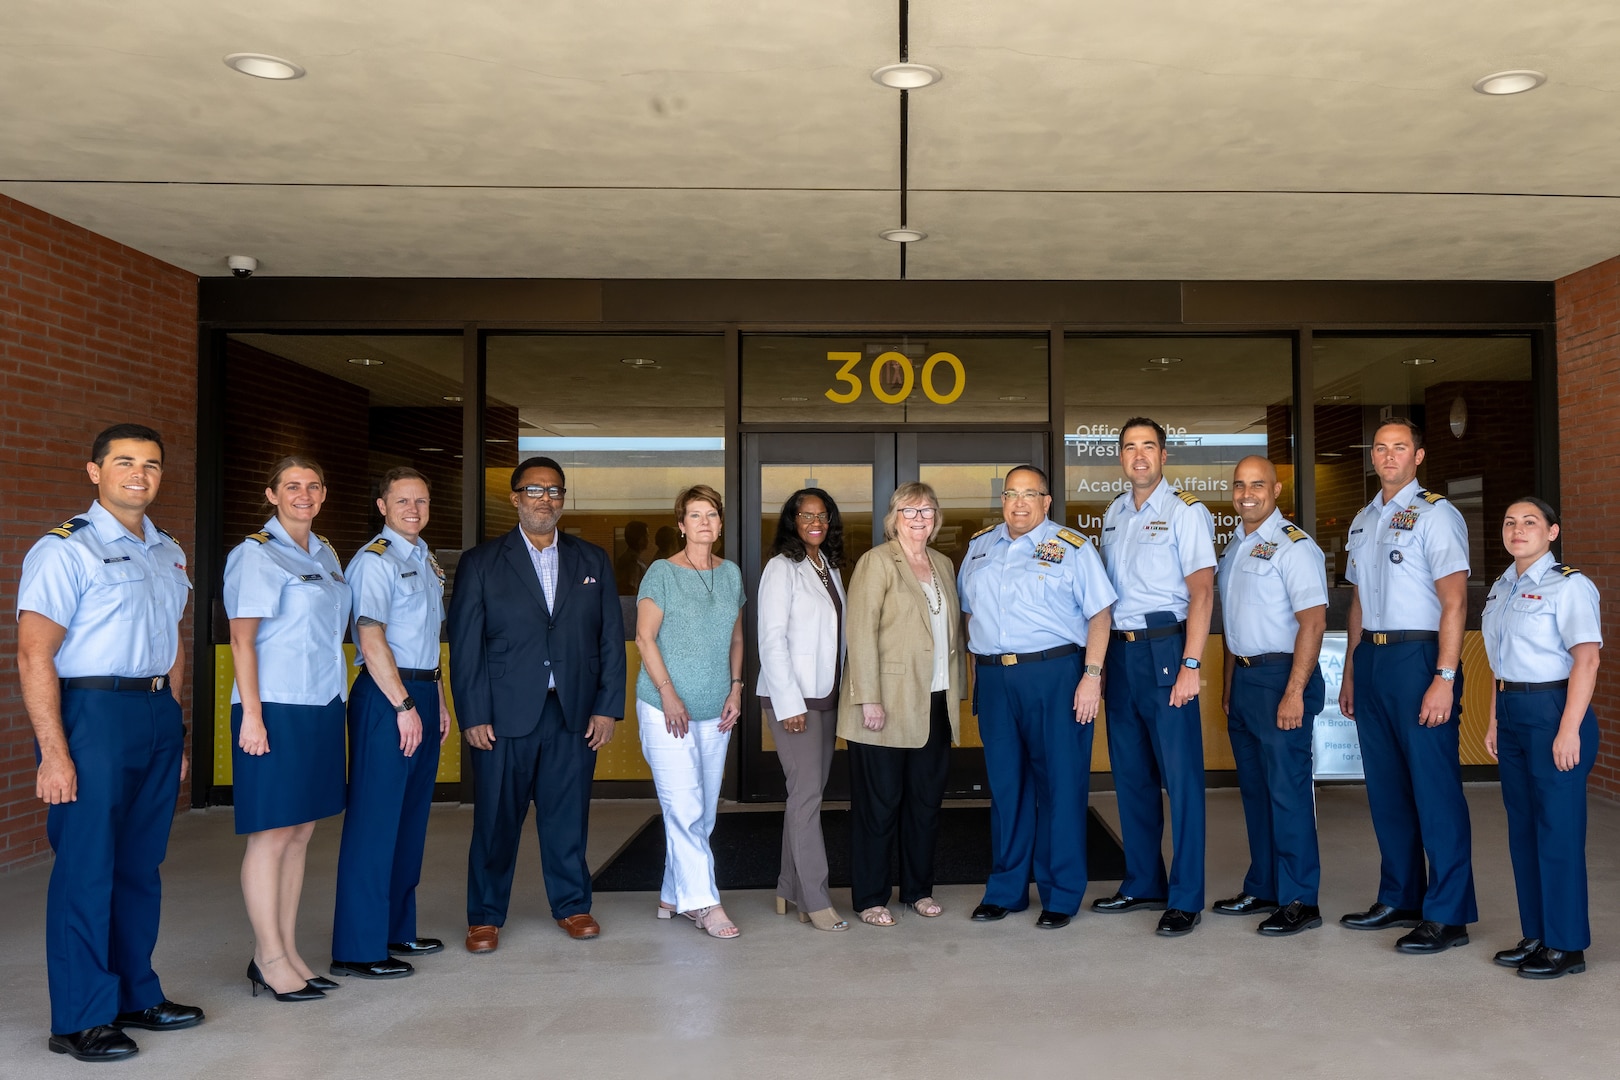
[396,667,441,682]
[1233,652,1292,667]
[1496,679,1569,693]
[1112,622,1185,642]
[1361,630,1439,646]
[973,643,1080,667]
[60,675,169,693]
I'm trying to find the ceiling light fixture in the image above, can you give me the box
[880,227,926,243]
[780,395,808,402]
[443,395,464,402]
[620,357,656,367]
[998,395,1028,401]
[1319,393,1352,402]
[347,357,382,366]
[417,447,444,453]
[871,62,943,89]
[224,53,306,80]
[1473,69,1546,96]
[1146,356,1183,366]
[1402,356,1437,366]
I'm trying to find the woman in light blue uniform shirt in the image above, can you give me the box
[1483,497,1602,980]
[223,456,351,1002]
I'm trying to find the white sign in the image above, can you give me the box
[1312,632,1364,779]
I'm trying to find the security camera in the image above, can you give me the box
[226,255,258,278]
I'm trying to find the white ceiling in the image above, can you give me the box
[5,1,1619,280]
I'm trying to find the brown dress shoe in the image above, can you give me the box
[466,925,500,953]
[556,913,601,940]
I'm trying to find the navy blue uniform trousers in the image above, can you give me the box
[1227,661,1324,905]
[1496,687,1599,950]
[976,651,1094,915]
[332,671,442,961]
[45,688,183,1035]
[1350,639,1477,925]
[467,690,596,923]
[1103,628,1206,912]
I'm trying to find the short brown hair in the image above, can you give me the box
[267,455,324,491]
[675,484,724,522]
[1375,416,1425,450]
[378,466,430,500]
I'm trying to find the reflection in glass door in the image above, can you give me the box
[739,431,1046,801]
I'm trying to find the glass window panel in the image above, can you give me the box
[760,463,875,579]
[918,461,1028,576]
[742,334,1047,424]
[1063,336,1294,549]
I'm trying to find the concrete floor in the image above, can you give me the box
[1,785,1617,1080]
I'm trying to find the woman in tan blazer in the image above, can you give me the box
[838,481,962,927]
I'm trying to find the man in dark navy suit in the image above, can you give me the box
[449,456,625,952]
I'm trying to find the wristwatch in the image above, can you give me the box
[1434,668,1457,682]
[394,696,417,713]
[1084,663,1103,678]
[1182,658,1201,670]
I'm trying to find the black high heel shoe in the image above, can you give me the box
[305,975,340,991]
[246,960,326,1002]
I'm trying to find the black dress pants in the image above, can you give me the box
[847,690,951,910]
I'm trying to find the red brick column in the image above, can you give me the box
[1556,254,1620,799]
[0,194,198,870]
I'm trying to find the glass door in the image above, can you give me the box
[739,431,1046,801]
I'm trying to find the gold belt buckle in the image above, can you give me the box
[1123,630,1138,642]
[1496,679,1506,692]
[1237,656,1252,667]
[1373,632,1389,646]
[1000,654,1018,666]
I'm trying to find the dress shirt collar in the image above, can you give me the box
[87,499,161,547]
[1508,550,1559,588]
[1372,478,1423,513]
[378,523,426,564]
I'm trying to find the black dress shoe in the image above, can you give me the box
[1518,947,1586,980]
[1092,892,1169,913]
[971,903,1011,921]
[112,999,205,1031]
[305,975,340,991]
[48,1025,139,1061]
[1339,902,1423,930]
[1212,893,1279,916]
[388,938,445,956]
[1257,901,1323,937]
[247,961,327,1002]
[1155,909,1201,937]
[1395,921,1469,953]
[1035,910,1071,929]
[329,958,414,980]
[1494,937,1543,968]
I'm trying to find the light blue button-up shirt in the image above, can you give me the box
[1345,478,1470,632]
[16,500,192,679]
[1099,479,1217,630]
[959,518,1116,655]
[1482,551,1603,682]
[346,526,445,670]
[223,516,352,706]
[1218,508,1329,657]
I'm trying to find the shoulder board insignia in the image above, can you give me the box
[1281,523,1311,543]
[157,526,179,543]
[1056,528,1087,547]
[1109,490,1129,504]
[1555,563,1581,577]
[46,517,90,539]
[364,537,392,556]
[1418,489,1445,505]
[970,524,997,540]
[1175,490,1200,507]
[246,530,271,545]
[316,533,332,548]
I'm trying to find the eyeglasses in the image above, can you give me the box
[1001,489,1048,502]
[897,506,937,520]
[796,512,831,524]
[517,485,566,501]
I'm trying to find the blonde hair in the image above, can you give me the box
[882,481,941,541]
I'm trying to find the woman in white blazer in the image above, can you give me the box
[757,488,849,932]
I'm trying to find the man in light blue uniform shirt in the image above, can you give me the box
[1094,417,1216,937]
[959,465,1116,929]
[1214,456,1328,937]
[1339,417,1476,953]
[16,424,204,1063]
[331,467,453,979]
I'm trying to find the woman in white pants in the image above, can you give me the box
[635,484,746,938]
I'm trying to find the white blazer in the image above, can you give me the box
[756,551,847,719]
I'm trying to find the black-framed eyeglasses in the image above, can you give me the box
[796,512,831,524]
[518,485,566,501]
[897,506,937,520]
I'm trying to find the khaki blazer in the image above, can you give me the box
[837,539,962,749]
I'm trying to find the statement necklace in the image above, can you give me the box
[922,561,943,615]
[808,550,832,589]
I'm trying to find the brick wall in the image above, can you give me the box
[0,194,198,870]
[1555,254,1620,799]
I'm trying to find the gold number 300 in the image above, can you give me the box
[823,351,966,405]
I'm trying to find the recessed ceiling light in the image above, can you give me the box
[880,227,926,243]
[780,395,808,402]
[1473,69,1546,96]
[1319,393,1352,402]
[442,395,464,402]
[620,357,656,367]
[417,447,444,453]
[224,53,306,81]
[347,357,382,366]
[997,395,1027,401]
[1403,356,1437,366]
[485,438,511,444]
[1146,356,1183,366]
[871,62,943,89]
[1348,443,1371,449]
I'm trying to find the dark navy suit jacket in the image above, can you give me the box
[448,528,626,737]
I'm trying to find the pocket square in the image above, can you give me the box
[583,576,597,584]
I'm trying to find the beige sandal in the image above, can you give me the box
[859,906,895,927]
[910,897,944,918]
[689,904,740,939]
[806,907,850,932]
